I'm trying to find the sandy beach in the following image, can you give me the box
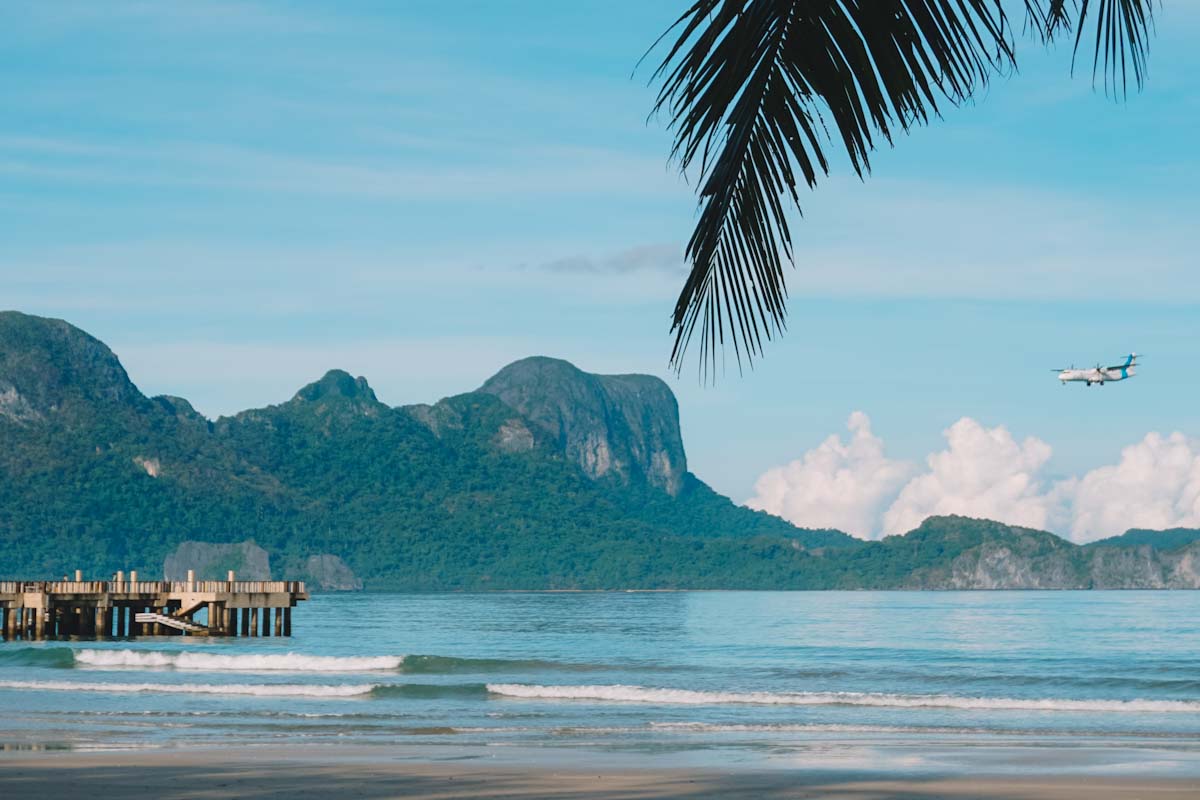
[1,747,1198,800]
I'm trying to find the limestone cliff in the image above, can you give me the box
[302,554,363,591]
[163,541,272,581]
[478,357,687,495]
[0,310,145,423]
[901,519,1200,589]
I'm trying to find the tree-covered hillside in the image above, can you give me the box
[0,311,853,588]
[2,312,1197,590]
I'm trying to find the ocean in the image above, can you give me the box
[2,591,1198,776]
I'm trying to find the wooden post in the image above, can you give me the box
[94,607,105,638]
[74,569,83,582]
[249,607,258,636]
[222,606,233,636]
[1,607,8,640]
[261,607,271,637]
[283,607,292,637]
[207,602,217,634]
[273,607,282,637]
[35,607,46,640]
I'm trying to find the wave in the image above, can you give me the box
[370,683,490,700]
[74,650,404,672]
[399,655,588,674]
[0,648,76,669]
[0,679,377,698]
[7,671,1194,713]
[66,650,575,674]
[484,684,1200,713]
[0,678,490,701]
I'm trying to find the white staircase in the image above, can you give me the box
[134,612,209,634]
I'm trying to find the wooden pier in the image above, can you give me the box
[0,570,308,640]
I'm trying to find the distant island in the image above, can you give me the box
[1,310,1197,590]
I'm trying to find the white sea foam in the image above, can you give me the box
[74,649,404,672]
[648,722,939,734]
[485,684,1200,713]
[0,679,377,697]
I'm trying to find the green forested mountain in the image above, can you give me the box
[1,311,1197,590]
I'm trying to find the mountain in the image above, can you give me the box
[478,357,687,495]
[869,516,1200,589]
[0,311,850,588]
[1,311,1197,590]
[1086,528,1200,551]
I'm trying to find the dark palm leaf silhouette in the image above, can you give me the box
[652,1,1155,376]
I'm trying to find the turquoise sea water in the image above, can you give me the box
[1,592,1198,775]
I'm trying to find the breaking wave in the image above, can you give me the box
[484,684,1200,713]
[0,679,377,698]
[0,679,488,700]
[74,650,404,672]
[53,650,578,674]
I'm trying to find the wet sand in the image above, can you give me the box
[1,747,1198,799]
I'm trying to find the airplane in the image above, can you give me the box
[1053,354,1139,386]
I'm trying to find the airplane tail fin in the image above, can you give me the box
[1112,353,1138,368]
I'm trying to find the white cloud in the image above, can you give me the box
[1069,432,1200,540]
[745,412,914,538]
[748,413,1200,543]
[881,418,1063,536]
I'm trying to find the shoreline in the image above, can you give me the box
[2,746,1198,799]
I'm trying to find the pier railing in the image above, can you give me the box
[1,580,305,595]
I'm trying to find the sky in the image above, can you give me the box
[4,1,1200,542]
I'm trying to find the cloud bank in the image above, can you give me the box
[745,412,913,538]
[747,413,1200,543]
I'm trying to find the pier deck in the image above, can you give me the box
[0,572,308,640]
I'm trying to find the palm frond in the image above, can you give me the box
[653,0,1156,376]
[1072,0,1156,96]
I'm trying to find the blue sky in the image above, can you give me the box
[4,1,1200,535]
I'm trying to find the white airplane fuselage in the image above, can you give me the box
[1058,366,1135,385]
